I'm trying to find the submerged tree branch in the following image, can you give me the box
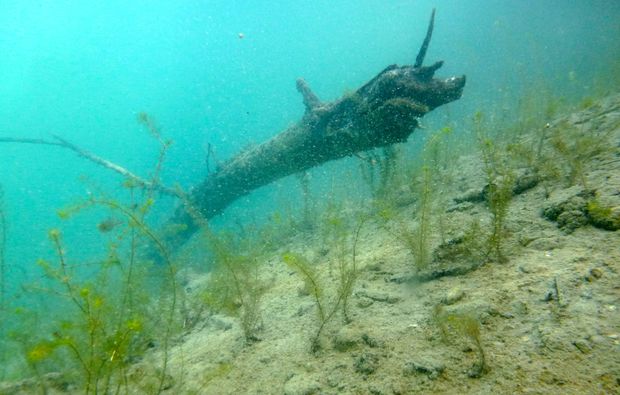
[156,8,465,257]
[0,135,180,197]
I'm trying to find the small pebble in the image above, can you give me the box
[442,288,465,305]
[403,357,445,380]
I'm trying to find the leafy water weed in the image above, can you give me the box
[378,127,456,274]
[548,119,612,188]
[359,146,402,206]
[15,113,180,394]
[474,112,515,263]
[283,217,364,352]
[434,304,488,378]
[200,230,268,343]
[27,190,178,394]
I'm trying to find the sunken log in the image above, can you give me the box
[162,9,466,254]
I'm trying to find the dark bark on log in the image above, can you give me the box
[415,8,435,68]
[161,13,466,256]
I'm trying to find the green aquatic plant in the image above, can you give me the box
[586,198,620,231]
[579,96,595,110]
[433,304,488,378]
[245,206,303,255]
[385,164,435,273]
[283,218,363,352]
[136,112,173,198]
[422,126,460,245]
[548,119,612,188]
[26,115,178,393]
[201,230,268,343]
[512,86,566,140]
[31,228,147,394]
[506,136,560,198]
[28,188,179,394]
[336,218,364,324]
[181,192,275,343]
[89,195,180,395]
[4,307,55,390]
[475,112,515,263]
[485,176,514,264]
[199,362,233,389]
[296,171,316,230]
[405,126,460,272]
[319,199,350,274]
[283,252,342,353]
[432,219,486,268]
[481,90,567,197]
[283,253,325,316]
[318,205,366,321]
[424,126,456,179]
[359,146,401,204]
[412,165,433,271]
[378,185,433,274]
[379,127,454,274]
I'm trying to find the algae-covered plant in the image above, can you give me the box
[548,119,613,188]
[0,114,183,394]
[282,250,349,353]
[585,197,620,231]
[433,304,488,378]
[200,230,268,343]
[411,165,434,271]
[377,127,454,275]
[359,146,401,204]
[475,112,515,263]
[24,190,180,394]
[283,217,363,352]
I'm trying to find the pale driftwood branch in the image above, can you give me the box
[0,137,63,147]
[0,135,180,197]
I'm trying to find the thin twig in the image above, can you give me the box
[0,135,180,198]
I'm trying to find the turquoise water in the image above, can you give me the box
[0,0,619,385]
